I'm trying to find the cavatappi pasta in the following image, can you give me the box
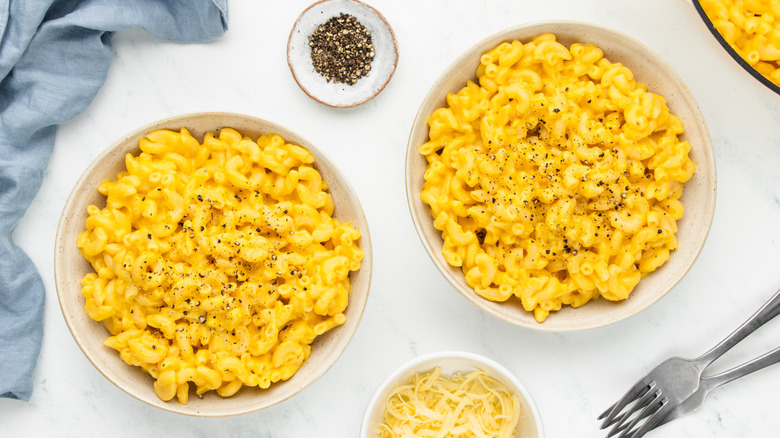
[379,367,521,438]
[419,34,696,322]
[77,127,363,403]
[700,0,780,86]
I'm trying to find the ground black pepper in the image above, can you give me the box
[308,13,374,85]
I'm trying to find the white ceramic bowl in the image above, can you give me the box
[54,112,372,416]
[406,21,717,331]
[287,0,398,108]
[360,351,544,438]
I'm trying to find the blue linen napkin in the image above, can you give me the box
[0,0,228,401]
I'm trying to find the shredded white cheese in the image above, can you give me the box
[378,367,522,438]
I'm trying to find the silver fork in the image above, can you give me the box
[597,288,780,437]
[654,344,780,429]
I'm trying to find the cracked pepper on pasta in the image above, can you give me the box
[700,0,780,86]
[419,34,696,322]
[77,127,363,403]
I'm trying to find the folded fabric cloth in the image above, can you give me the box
[0,0,228,401]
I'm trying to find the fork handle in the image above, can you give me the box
[698,288,780,366]
[701,345,780,392]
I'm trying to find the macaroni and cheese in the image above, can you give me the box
[700,0,780,86]
[419,34,696,322]
[77,127,363,403]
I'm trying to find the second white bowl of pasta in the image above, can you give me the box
[55,112,372,416]
[406,21,716,330]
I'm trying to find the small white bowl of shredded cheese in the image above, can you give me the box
[361,351,543,438]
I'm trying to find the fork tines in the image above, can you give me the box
[599,381,656,426]
[599,381,669,438]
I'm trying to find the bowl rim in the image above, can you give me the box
[691,0,780,96]
[405,20,717,331]
[286,0,399,108]
[359,350,544,437]
[54,111,373,416]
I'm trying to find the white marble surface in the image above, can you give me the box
[3,0,780,436]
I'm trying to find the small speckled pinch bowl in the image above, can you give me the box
[360,351,544,438]
[54,112,373,416]
[287,0,398,108]
[406,21,717,331]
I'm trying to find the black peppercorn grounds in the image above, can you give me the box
[308,13,375,85]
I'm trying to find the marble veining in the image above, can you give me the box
[3,0,780,436]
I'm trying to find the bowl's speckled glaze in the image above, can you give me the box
[54,112,372,416]
[287,0,398,108]
[405,22,716,331]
